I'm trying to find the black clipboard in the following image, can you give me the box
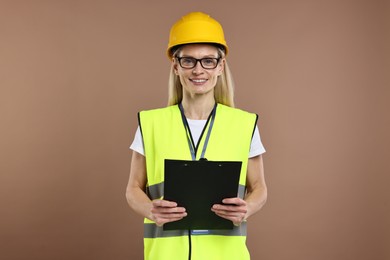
[163,159,242,230]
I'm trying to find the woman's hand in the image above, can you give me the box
[150,200,187,227]
[211,197,248,226]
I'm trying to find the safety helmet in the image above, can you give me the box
[167,12,228,59]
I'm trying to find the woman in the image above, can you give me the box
[126,12,267,260]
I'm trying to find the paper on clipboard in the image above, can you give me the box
[163,159,242,231]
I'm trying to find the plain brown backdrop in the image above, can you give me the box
[0,0,389,259]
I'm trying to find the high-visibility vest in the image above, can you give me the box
[139,103,258,260]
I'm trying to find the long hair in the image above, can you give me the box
[167,45,235,107]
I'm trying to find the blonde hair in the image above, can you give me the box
[167,45,235,107]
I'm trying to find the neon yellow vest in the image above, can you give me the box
[139,104,258,260]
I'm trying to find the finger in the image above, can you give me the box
[212,204,247,213]
[152,199,178,208]
[154,212,187,220]
[212,208,245,217]
[154,212,188,226]
[155,215,187,227]
[152,206,186,214]
[216,212,244,219]
[213,211,245,224]
[222,198,246,206]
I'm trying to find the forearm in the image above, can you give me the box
[244,185,267,220]
[244,154,267,220]
[126,151,187,225]
[126,151,154,220]
[126,186,153,221]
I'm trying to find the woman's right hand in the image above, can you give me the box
[150,200,187,227]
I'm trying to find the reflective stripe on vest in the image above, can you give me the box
[144,222,247,238]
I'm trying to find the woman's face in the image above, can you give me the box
[173,44,224,98]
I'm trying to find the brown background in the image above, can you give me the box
[0,0,389,259]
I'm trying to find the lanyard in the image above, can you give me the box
[178,103,217,161]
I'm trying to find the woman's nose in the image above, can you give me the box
[192,61,204,74]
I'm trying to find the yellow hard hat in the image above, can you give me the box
[167,12,228,59]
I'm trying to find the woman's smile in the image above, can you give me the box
[190,78,208,85]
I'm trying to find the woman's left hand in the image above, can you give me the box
[211,197,247,226]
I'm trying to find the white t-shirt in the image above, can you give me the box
[130,119,265,158]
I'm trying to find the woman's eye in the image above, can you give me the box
[182,58,194,65]
[203,59,215,65]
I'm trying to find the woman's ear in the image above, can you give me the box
[218,58,225,76]
[172,58,179,75]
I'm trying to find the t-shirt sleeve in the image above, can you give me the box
[129,126,145,155]
[249,126,266,158]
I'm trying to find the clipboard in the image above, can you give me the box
[163,159,242,230]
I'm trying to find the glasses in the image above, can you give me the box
[176,56,221,69]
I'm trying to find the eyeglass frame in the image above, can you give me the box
[175,56,222,69]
